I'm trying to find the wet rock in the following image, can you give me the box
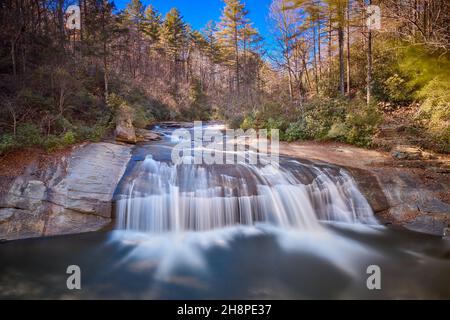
[135,128,161,142]
[443,228,450,240]
[0,207,46,240]
[44,207,111,236]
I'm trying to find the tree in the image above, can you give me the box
[216,0,249,94]
[142,5,162,44]
[161,8,187,60]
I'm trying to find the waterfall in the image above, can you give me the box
[115,154,375,233]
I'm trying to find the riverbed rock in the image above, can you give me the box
[135,128,161,142]
[443,228,450,240]
[115,120,137,144]
[0,142,132,240]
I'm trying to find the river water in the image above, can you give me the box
[0,123,449,299]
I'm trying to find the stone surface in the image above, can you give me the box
[391,145,436,160]
[0,142,132,240]
[115,120,136,144]
[279,141,450,236]
[135,128,161,142]
[444,228,450,240]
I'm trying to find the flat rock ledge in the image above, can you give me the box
[0,142,132,240]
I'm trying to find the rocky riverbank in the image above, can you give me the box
[280,141,450,236]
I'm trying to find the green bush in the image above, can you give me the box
[342,103,382,147]
[416,77,450,151]
[62,131,76,145]
[285,120,308,141]
[16,123,43,147]
[240,115,256,130]
[0,134,16,155]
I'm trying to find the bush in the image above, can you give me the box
[342,103,382,147]
[0,134,16,155]
[62,131,76,145]
[416,77,450,151]
[16,123,43,147]
[240,115,256,130]
[285,120,308,141]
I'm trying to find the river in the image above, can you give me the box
[0,123,449,299]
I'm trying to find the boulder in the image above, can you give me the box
[0,142,132,240]
[444,228,450,241]
[391,145,436,160]
[391,145,422,160]
[135,128,161,142]
[115,120,136,144]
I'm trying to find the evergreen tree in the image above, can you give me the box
[216,0,250,93]
[142,5,162,44]
[161,8,187,59]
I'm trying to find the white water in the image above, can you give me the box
[116,154,375,233]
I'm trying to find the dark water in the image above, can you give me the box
[0,223,449,299]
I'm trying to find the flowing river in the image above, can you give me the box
[0,123,449,299]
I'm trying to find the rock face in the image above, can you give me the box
[0,142,132,240]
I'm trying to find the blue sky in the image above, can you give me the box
[114,0,274,45]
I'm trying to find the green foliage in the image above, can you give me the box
[0,134,16,155]
[15,123,43,147]
[382,74,413,103]
[239,97,381,147]
[343,103,382,147]
[416,77,450,151]
[285,121,308,142]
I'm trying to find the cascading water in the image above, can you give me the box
[115,124,376,233]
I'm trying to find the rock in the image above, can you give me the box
[5,179,47,211]
[0,142,132,240]
[135,128,161,142]
[44,207,111,236]
[391,145,422,160]
[443,228,450,240]
[404,215,449,237]
[115,120,136,144]
[0,208,16,223]
[49,143,132,217]
[391,145,436,161]
[0,207,46,240]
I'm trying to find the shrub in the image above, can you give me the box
[240,115,256,130]
[342,103,382,147]
[285,120,308,141]
[0,134,16,155]
[16,123,43,147]
[416,77,450,151]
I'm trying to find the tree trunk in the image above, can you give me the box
[366,0,372,105]
[346,0,351,96]
[338,25,345,95]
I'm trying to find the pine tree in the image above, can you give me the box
[216,0,249,93]
[142,5,162,44]
[161,8,187,60]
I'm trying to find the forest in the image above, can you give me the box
[0,0,449,154]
